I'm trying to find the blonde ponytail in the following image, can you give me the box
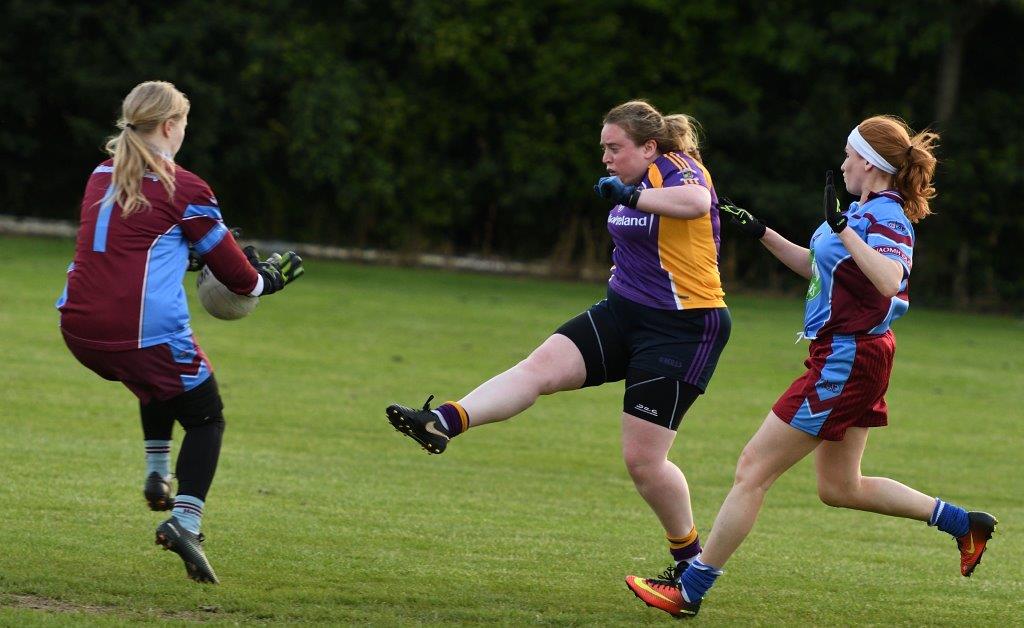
[103,81,190,217]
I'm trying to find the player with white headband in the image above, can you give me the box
[625,115,998,618]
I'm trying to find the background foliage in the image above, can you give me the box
[2,0,1022,307]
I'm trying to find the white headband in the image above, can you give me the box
[848,127,896,174]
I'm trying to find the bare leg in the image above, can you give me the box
[699,412,820,568]
[815,427,935,520]
[458,333,586,426]
[622,414,693,537]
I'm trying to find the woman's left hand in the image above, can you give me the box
[823,170,848,233]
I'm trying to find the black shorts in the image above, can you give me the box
[555,288,731,429]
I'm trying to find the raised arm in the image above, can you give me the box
[822,171,904,298]
[594,175,711,219]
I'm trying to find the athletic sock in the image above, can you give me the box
[431,401,469,437]
[171,495,204,534]
[144,440,172,479]
[668,527,701,566]
[678,558,723,603]
[929,497,970,537]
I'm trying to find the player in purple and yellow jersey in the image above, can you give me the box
[626,116,997,619]
[387,100,730,579]
[57,81,303,584]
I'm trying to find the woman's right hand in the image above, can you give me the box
[719,198,766,239]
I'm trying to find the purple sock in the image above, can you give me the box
[669,535,702,564]
[432,402,467,437]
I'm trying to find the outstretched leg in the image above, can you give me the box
[386,333,586,453]
[457,333,586,425]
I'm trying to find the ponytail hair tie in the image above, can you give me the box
[125,122,136,131]
[905,144,914,156]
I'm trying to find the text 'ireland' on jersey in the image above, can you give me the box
[803,191,914,338]
[606,151,725,311]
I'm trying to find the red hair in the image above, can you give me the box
[857,115,939,223]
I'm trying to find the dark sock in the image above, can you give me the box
[140,399,175,441]
[668,527,702,565]
[175,419,224,501]
[432,401,468,437]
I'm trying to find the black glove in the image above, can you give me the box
[719,197,767,239]
[243,245,285,295]
[188,227,242,272]
[594,176,641,208]
[823,170,847,233]
[265,251,305,286]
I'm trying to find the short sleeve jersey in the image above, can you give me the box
[57,160,257,350]
[803,190,914,338]
[606,151,725,310]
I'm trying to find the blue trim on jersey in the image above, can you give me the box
[92,184,116,252]
[168,335,198,364]
[180,360,211,391]
[139,226,192,348]
[815,335,856,400]
[193,222,228,255]
[55,262,75,309]
[184,204,223,221]
[168,334,211,391]
[790,335,856,436]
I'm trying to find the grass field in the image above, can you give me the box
[1,234,1021,625]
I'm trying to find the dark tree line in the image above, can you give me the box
[3,0,1021,308]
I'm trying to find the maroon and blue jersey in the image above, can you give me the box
[803,191,914,338]
[57,159,257,350]
[607,152,726,311]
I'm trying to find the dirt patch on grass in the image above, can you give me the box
[2,594,222,622]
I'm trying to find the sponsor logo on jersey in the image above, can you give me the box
[886,220,908,234]
[608,214,649,227]
[819,381,842,394]
[874,245,911,266]
[806,250,822,301]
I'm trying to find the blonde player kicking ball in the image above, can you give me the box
[625,115,997,618]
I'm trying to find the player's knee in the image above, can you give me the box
[732,446,771,494]
[817,480,856,508]
[517,350,564,394]
[179,411,225,431]
[622,448,662,480]
[168,376,226,430]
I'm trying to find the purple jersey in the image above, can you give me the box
[57,160,258,350]
[607,152,725,310]
[803,191,914,338]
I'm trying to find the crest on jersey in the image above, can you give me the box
[806,251,822,301]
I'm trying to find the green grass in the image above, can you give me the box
[1,234,1021,625]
